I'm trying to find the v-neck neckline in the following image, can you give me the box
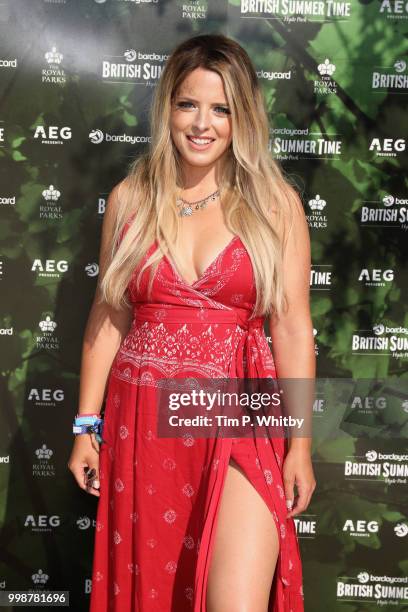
[164,235,240,288]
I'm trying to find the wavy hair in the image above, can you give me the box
[99,33,303,320]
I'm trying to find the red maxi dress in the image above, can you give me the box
[89,230,304,612]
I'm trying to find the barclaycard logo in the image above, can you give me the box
[85,263,99,277]
[337,570,408,603]
[256,69,292,81]
[101,48,167,82]
[351,323,408,357]
[372,59,408,89]
[344,449,408,484]
[359,193,408,227]
[89,129,150,145]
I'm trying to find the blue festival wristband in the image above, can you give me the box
[73,415,104,444]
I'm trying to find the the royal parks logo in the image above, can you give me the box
[42,45,66,84]
[306,194,328,229]
[181,0,208,20]
[32,444,56,478]
[35,314,60,351]
[31,569,49,586]
[314,58,338,95]
[40,184,63,219]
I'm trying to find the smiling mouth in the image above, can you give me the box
[186,135,215,145]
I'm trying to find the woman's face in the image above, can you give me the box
[170,67,233,170]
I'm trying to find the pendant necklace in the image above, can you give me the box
[176,189,220,217]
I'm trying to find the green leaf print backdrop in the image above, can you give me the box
[0,0,407,610]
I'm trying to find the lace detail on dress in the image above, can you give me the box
[194,244,251,298]
[130,238,248,310]
[111,321,245,383]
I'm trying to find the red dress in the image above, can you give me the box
[89,231,304,612]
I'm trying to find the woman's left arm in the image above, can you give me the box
[269,192,316,518]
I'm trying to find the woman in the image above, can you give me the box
[68,33,316,612]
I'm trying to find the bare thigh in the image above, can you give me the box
[206,458,280,612]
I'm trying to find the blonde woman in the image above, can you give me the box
[68,33,316,612]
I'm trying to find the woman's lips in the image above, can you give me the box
[186,134,215,151]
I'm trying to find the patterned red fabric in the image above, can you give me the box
[89,229,304,611]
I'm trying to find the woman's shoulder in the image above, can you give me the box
[109,177,139,245]
[105,177,136,225]
[120,177,138,227]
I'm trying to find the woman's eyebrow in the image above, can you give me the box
[175,95,229,106]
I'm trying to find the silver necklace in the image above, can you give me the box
[176,189,220,217]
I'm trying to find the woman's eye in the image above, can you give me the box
[175,101,230,115]
[215,106,230,115]
[176,101,194,109]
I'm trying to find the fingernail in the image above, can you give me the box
[286,499,293,509]
[93,480,100,489]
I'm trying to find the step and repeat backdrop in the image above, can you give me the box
[0,0,407,610]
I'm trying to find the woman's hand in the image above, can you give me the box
[68,434,101,497]
[282,445,316,519]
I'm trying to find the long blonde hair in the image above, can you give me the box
[100,33,303,320]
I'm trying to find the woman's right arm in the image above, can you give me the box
[77,180,133,417]
[68,180,133,496]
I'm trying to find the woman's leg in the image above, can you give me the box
[206,458,280,612]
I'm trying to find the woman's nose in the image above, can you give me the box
[191,107,211,130]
